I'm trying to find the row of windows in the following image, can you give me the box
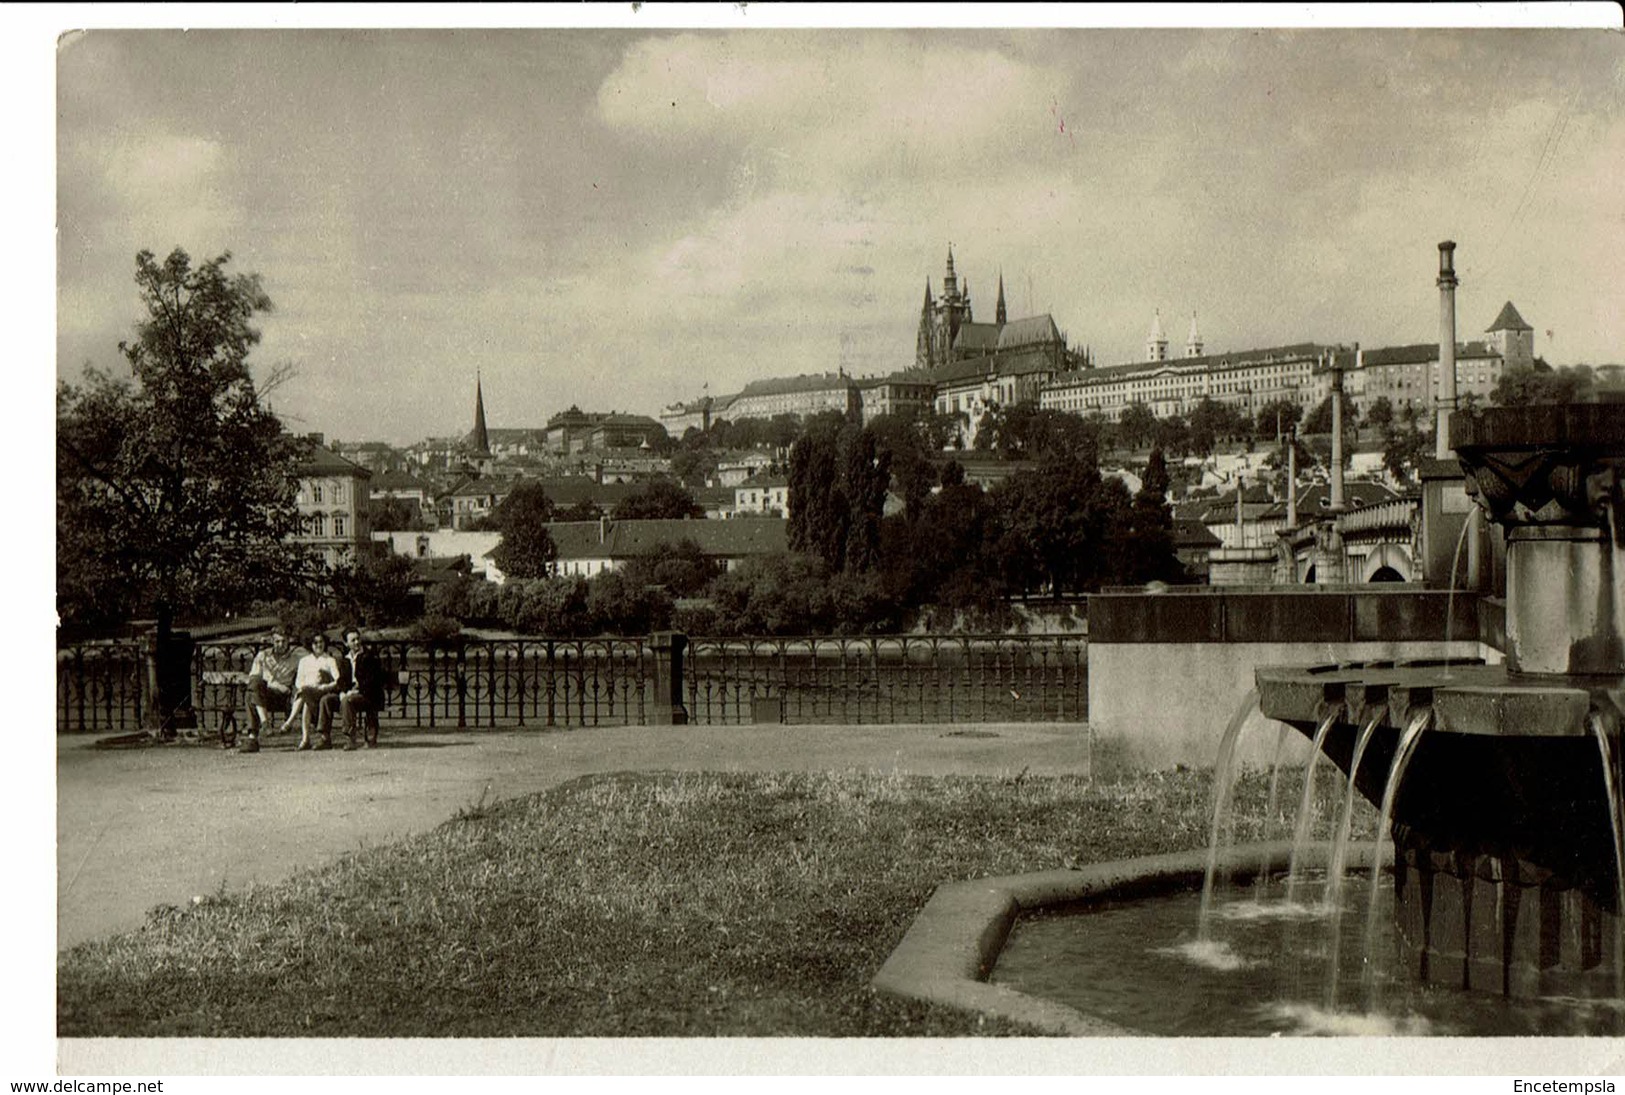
[304,480,348,505]
[302,514,350,538]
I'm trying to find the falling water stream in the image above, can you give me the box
[1254,721,1295,903]
[1285,708,1342,906]
[1320,705,1386,1007]
[1591,710,1625,998]
[1442,506,1479,675]
[1363,707,1434,1002]
[1197,688,1260,940]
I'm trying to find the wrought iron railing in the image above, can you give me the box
[684,634,1087,724]
[56,632,1088,733]
[56,642,146,734]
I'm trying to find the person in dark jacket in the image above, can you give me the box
[331,629,387,750]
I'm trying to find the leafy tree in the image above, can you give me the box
[488,481,557,579]
[989,446,1129,596]
[369,495,427,532]
[669,448,719,489]
[555,499,603,523]
[1255,398,1303,441]
[618,538,720,597]
[1116,402,1158,451]
[788,418,891,572]
[1364,396,1395,432]
[611,475,703,520]
[584,570,673,634]
[57,248,306,642]
[1120,448,1182,585]
[1490,365,1595,406]
[866,411,937,522]
[1153,413,1190,458]
[1303,395,1358,436]
[329,549,419,625]
[1382,425,1433,484]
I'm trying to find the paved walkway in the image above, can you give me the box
[56,721,1092,950]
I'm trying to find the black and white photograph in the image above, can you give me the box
[23,1,1625,1083]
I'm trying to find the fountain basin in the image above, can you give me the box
[872,842,1356,1035]
[1258,660,1624,998]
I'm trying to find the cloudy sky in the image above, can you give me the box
[54,16,1625,445]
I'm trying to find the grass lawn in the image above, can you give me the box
[58,765,1372,1037]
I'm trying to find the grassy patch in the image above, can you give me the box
[58,765,1372,1037]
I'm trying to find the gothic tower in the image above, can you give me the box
[470,371,491,455]
[916,281,937,369]
[996,271,1008,327]
[933,245,973,359]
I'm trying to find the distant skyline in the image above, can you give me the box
[56,22,1625,445]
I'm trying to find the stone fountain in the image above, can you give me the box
[1257,400,1625,998]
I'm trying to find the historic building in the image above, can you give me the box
[1040,341,1337,422]
[292,438,373,568]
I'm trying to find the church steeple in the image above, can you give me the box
[916,280,937,369]
[1146,310,1168,362]
[996,271,1007,327]
[1185,311,1204,358]
[470,371,491,455]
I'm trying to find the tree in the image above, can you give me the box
[369,496,426,532]
[1120,448,1182,585]
[618,538,720,597]
[1364,396,1395,433]
[329,549,419,625]
[1490,365,1595,406]
[57,248,306,642]
[556,499,603,523]
[1255,399,1304,441]
[787,418,890,572]
[610,475,703,520]
[1117,402,1158,451]
[488,480,557,579]
[1303,395,1358,436]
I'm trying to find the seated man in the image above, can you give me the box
[324,629,387,750]
[243,629,299,754]
[291,631,343,751]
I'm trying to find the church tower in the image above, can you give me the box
[1146,310,1169,362]
[916,281,937,369]
[469,371,491,455]
[933,245,973,359]
[1486,301,1535,369]
[996,272,1007,327]
[1185,311,1204,358]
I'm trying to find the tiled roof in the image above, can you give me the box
[370,471,433,492]
[997,314,1063,350]
[737,373,856,398]
[1335,342,1499,369]
[1486,301,1531,333]
[1052,342,1332,385]
[953,323,1002,353]
[545,518,788,560]
[294,441,372,479]
[1172,518,1223,548]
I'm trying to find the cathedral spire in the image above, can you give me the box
[470,370,491,455]
[996,271,1007,326]
[916,280,937,369]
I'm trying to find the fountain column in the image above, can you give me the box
[1436,241,1459,460]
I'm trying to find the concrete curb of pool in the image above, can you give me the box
[872,840,1387,1036]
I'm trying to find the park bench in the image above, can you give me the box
[198,669,249,748]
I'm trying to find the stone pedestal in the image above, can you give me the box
[648,631,689,726]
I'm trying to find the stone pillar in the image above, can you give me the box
[1330,367,1346,513]
[1436,241,1459,459]
[649,631,689,726]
